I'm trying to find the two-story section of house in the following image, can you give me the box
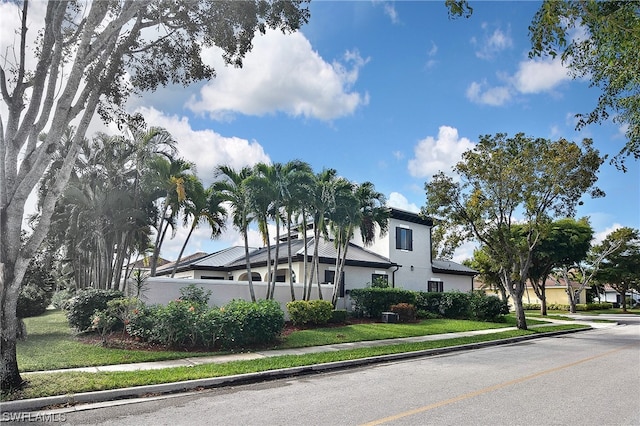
[351,208,476,293]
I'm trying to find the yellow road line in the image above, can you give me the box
[361,343,638,426]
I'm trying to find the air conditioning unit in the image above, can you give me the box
[381,312,399,323]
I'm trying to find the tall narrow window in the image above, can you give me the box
[396,227,413,251]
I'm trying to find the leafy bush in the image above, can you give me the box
[350,288,416,318]
[91,309,119,344]
[469,292,509,322]
[523,303,541,310]
[330,309,348,324]
[66,289,124,332]
[585,302,613,310]
[151,299,206,347]
[439,292,471,319]
[390,303,416,322]
[16,258,55,318]
[287,300,333,326]
[416,309,441,319]
[218,299,284,349]
[370,276,390,288]
[414,292,445,316]
[179,284,212,306]
[51,289,75,310]
[126,304,160,341]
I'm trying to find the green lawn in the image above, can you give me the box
[3,309,588,401]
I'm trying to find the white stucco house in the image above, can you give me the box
[155,208,476,301]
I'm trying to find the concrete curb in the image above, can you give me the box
[0,327,590,414]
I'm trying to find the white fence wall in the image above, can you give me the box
[137,277,335,319]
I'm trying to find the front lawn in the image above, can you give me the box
[6,323,587,401]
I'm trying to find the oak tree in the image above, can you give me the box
[0,0,309,391]
[423,134,603,329]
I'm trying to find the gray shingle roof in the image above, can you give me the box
[431,259,477,276]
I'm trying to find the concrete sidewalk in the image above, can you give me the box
[2,319,615,413]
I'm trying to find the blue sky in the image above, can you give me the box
[128,0,639,262]
[5,1,637,263]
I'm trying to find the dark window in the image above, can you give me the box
[396,227,413,251]
[201,275,225,280]
[324,270,345,297]
[427,280,444,292]
[371,274,388,285]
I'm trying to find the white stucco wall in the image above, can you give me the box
[138,277,334,318]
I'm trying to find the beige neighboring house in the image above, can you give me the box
[155,208,477,297]
[476,277,589,306]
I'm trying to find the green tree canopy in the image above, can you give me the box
[595,227,640,312]
[423,133,604,329]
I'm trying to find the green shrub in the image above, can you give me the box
[523,303,541,310]
[16,259,55,318]
[152,299,206,347]
[51,289,74,310]
[585,302,613,310]
[179,284,212,306]
[66,289,124,332]
[439,292,471,319]
[390,303,416,322]
[218,299,284,349]
[126,304,159,341]
[469,292,509,322]
[330,309,348,324]
[414,292,445,316]
[287,300,333,326]
[350,288,416,318]
[416,309,441,319]
[90,309,119,344]
[548,303,571,311]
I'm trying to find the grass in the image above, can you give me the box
[5,324,587,401]
[3,309,589,402]
[18,311,222,372]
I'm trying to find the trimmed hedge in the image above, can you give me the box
[125,298,285,350]
[352,288,509,322]
[523,302,614,311]
[287,300,333,326]
[349,288,416,318]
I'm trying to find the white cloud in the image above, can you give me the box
[187,30,368,121]
[513,57,571,94]
[593,223,622,245]
[408,126,475,178]
[466,81,512,106]
[388,192,420,213]
[467,56,571,106]
[474,24,513,60]
[384,3,400,24]
[137,107,270,185]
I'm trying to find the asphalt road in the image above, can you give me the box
[50,320,639,426]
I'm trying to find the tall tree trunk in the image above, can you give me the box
[301,216,309,300]
[0,263,26,390]
[171,224,196,278]
[244,230,256,302]
[150,201,170,276]
[270,218,281,300]
[287,213,295,302]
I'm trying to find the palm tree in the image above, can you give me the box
[214,165,257,302]
[281,160,313,301]
[170,181,227,277]
[245,163,277,298]
[329,181,390,306]
[306,169,345,300]
[145,156,195,276]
